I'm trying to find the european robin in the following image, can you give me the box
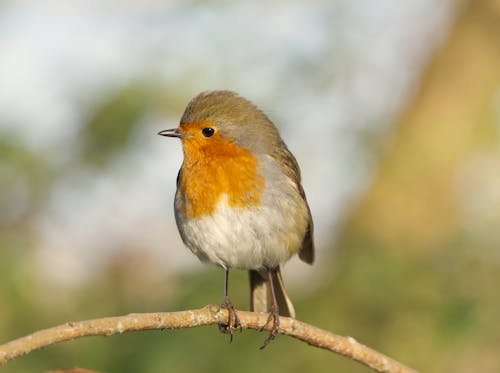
[158,90,314,347]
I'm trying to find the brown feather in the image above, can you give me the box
[271,141,315,264]
[249,267,296,318]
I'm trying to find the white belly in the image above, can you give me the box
[175,196,306,270]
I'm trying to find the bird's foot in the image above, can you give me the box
[259,303,280,349]
[218,296,242,342]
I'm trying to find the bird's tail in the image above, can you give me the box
[249,267,296,318]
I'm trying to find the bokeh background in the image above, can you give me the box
[1,0,500,372]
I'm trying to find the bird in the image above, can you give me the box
[158,90,314,347]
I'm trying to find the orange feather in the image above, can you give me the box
[177,122,265,218]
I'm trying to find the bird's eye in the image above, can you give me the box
[202,127,215,137]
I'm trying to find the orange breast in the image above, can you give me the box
[178,128,265,219]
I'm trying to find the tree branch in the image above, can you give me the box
[0,305,417,373]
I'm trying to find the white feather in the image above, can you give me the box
[178,195,306,270]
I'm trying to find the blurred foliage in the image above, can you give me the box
[0,138,53,226]
[79,82,188,168]
[2,2,500,373]
[80,84,154,168]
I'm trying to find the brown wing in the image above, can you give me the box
[271,142,315,264]
[297,184,315,264]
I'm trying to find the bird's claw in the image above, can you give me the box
[218,296,242,342]
[259,304,280,349]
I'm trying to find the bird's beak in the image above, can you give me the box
[158,128,186,138]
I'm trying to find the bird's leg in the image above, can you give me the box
[218,268,242,341]
[260,267,280,349]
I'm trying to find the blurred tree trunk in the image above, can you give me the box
[345,0,500,255]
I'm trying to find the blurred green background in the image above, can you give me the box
[1,1,500,372]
